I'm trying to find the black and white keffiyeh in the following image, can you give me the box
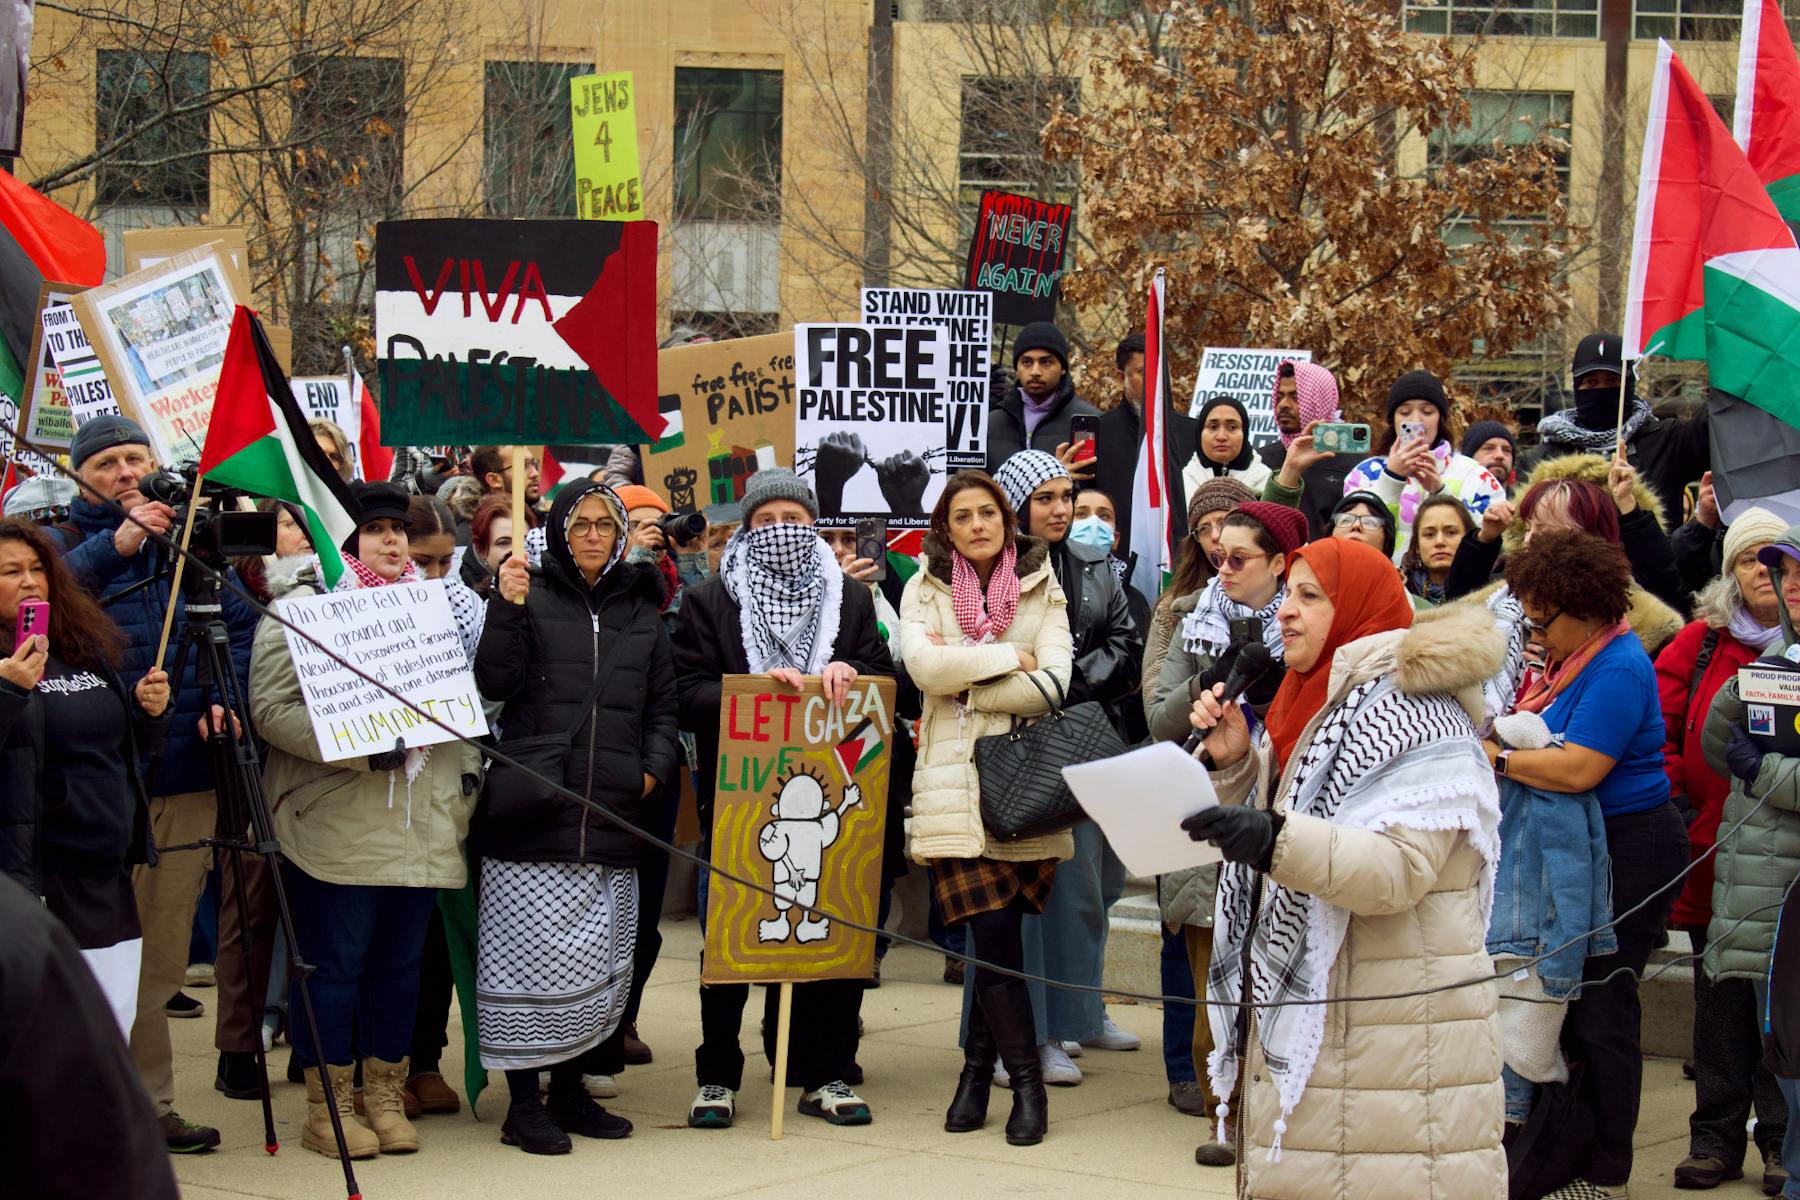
[1206,674,1500,1162]
[720,522,843,673]
[993,449,1070,516]
[1180,576,1287,661]
[1536,396,1652,451]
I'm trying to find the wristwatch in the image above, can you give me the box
[1495,749,1514,777]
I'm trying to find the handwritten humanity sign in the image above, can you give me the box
[276,579,488,762]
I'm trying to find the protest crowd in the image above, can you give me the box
[6,25,1800,1200]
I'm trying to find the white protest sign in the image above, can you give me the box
[1189,347,1313,450]
[289,376,362,477]
[276,579,488,762]
[860,288,990,473]
[42,301,121,427]
[794,322,949,528]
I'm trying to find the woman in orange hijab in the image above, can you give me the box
[1179,538,1508,1199]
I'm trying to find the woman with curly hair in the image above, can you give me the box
[1482,530,1685,1200]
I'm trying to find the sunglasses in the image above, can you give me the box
[1524,608,1564,637]
[1333,514,1386,533]
[1207,548,1273,573]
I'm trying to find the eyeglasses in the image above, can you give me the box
[1207,549,1272,573]
[568,518,616,540]
[1333,514,1386,533]
[1190,519,1226,543]
[1524,608,1564,637]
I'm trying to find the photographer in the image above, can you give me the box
[614,484,694,613]
[48,414,258,1155]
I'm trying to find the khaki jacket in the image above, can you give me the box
[901,535,1075,865]
[250,564,481,888]
[1212,603,1507,1199]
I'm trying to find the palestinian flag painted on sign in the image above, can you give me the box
[0,170,103,399]
[199,308,360,588]
[373,218,661,450]
[1737,0,1800,223]
[835,716,886,780]
[1624,40,1800,430]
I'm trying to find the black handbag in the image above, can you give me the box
[974,671,1127,842]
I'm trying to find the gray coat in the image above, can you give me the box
[1148,589,1219,928]
[1703,647,1800,983]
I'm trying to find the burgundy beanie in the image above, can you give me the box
[1233,500,1308,557]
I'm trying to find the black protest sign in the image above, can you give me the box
[963,189,1072,326]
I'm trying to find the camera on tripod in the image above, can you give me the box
[656,509,707,545]
[140,465,279,567]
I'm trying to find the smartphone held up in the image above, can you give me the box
[14,598,48,649]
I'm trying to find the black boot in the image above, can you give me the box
[980,979,1046,1146]
[944,994,995,1132]
[215,1050,264,1100]
[501,1095,572,1155]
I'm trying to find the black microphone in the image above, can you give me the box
[1181,642,1276,758]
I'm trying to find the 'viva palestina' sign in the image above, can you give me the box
[276,579,488,762]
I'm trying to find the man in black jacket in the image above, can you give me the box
[672,468,896,1131]
[985,322,1101,471]
[1521,331,1709,530]
[1092,332,1198,551]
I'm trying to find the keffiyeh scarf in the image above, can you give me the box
[1179,576,1286,661]
[720,522,843,673]
[334,553,420,592]
[951,541,1020,644]
[1207,677,1501,1163]
[1536,396,1652,451]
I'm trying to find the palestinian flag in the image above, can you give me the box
[199,307,360,588]
[1127,268,1177,601]
[1737,0,1800,223]
[347,356,392,484]
[0,170,103,400]
[834,716,886,780]
[1624,40,1800,427]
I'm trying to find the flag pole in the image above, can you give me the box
[153,471,206,672]
[1617,359,1634,461]
[510,444,527,604]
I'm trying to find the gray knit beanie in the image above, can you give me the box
[740,467,819,522]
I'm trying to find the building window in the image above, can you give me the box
[673,68,782,221]
[485,61,590,218]
[1430,90,1572,243]
[290,55,405,212]
[1634,0,1740,40]
[957,76,1078,207]
[1404,0,1598,39]
[94,50,211,208]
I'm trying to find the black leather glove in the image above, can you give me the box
[368,738,406,773]
[1180,806,1284,870]
[1724,725,1768,786]
[462,773,480,797]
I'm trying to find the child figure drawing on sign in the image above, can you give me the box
[757,767,862,944]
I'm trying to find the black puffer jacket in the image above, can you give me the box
[985,376,1101,471]
[473,480,680,868]
[1049,539,1144,737]
[673,568,896,833]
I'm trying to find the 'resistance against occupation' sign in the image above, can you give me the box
[276,579,488,762]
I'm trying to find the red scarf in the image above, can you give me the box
[341,553,419,591]
[951,541,1020,644]
[1264,538,1416,768]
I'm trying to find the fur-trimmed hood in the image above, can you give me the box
[1327,603,1505,726]
[919,532,1051,588]
[1500,451,1668,556]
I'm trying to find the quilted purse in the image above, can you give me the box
[974,671,1126,842]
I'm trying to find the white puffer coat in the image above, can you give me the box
[901,534,1075,865]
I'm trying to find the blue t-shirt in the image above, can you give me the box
[1540,633,1669,816]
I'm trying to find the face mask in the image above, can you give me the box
[1069,515,1114,552]
[1573,382,1621,428]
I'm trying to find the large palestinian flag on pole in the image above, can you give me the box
[199,307,360,588]
[0,170,104,398]
[1128,268,1176,601]
[1624,40,1800,426]
[1737,0,1800,223]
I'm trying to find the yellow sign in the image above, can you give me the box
[702,675,894,984]
[570,71,643,220]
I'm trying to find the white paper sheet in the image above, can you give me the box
[1062,742,1224,877]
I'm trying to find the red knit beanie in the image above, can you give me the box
[1232,501,1308,557]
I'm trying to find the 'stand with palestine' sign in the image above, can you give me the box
[860,288,990,474]
[962,189,1072,326]
[373,218,662,448]
[275,579,489,762]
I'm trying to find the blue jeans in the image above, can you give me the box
[281,863,437,1066]
[1503,1064,1535,1122]
[1778,1077,1800,1199]
[1161,924,1198,1084]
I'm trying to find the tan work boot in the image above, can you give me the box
[362,1056,421,1153]
[303,1063,379,1159]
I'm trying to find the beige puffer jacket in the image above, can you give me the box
[1211,603,1506,1199]
[901,534,1075,865]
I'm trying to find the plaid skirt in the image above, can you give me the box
[932,856,1057,926]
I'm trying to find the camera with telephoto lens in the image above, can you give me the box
[656,510,707,546]
[139,465,278,568]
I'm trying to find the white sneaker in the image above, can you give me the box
[583,1073,619,1098]
[1040,1042,1082,1086]
[1058,1039,1083,1057]
[185,962,216,988]
[688,1084,735,1128]
[798,1080,871,1125]
[1080,1015,1142,1052]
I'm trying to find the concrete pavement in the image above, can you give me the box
[165,916,1771,1199]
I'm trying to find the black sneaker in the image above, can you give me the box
[548,1093,632,1140]
[286,1050,305,1085]
[500,1098,572,1155]
[165,991,205,1019]
[215,1051,264,1100]
[160,1110,221,1153]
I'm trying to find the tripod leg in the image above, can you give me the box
[222,847,278,1153]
